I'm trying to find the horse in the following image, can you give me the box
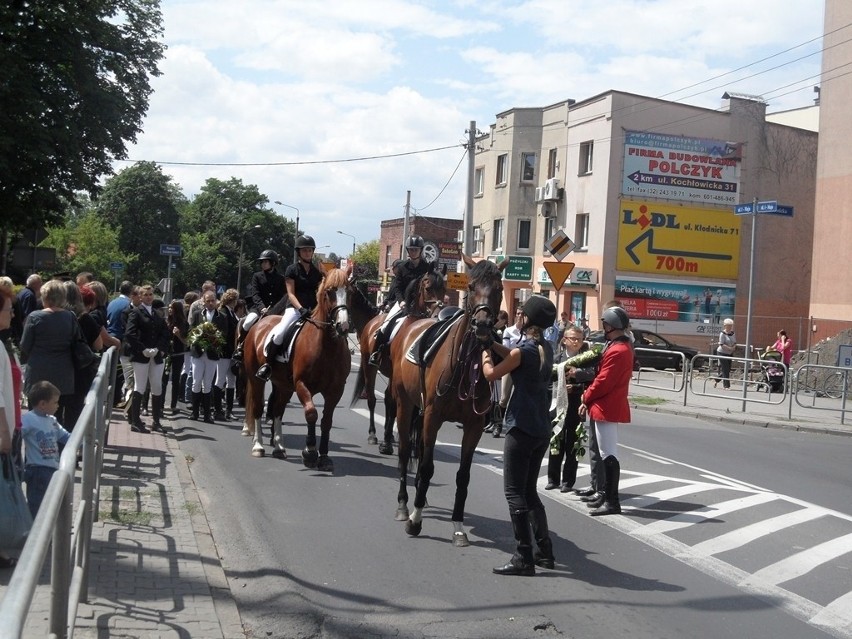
[389,255,508,546]
[241,268,354,470]
[350,262,447,453]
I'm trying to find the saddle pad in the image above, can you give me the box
[404,309,464,366]
[262,320,306,362]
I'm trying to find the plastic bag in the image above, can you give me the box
[0,453,33,550]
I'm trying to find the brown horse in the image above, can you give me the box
[351,262,447,453]
[241,268,353,471]
[389,255,508,546]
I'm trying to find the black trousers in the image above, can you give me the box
[168,353,185,408]
[548,392,581,486]
[503,427,550,513]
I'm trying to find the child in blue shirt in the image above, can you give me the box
[22,381,70,518]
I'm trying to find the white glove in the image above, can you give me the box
[143,348,158,358]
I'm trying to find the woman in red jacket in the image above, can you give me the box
[579,306,633,516]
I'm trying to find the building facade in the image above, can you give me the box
[473,90,818,350]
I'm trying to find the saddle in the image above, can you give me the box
[405,308,464,367]
[264,318,308,363]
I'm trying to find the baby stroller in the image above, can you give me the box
[757,349,786,393]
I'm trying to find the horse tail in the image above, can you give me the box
[408,411,422,472]
[350,362,366,407]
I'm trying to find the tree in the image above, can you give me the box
[0,0,165,232]
[94,162,186,284]
[352,239,380,283]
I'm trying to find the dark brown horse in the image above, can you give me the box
[389,255,508,546]
[241,268,353,471]
[351,262,447,453]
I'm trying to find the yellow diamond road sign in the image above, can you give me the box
[544,229,576,262]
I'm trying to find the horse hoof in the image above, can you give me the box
[367,434,378,445]
[453,532,470,547]
[378,441,394,455]
[317,455,334,472]
[302,448,318,468]
[395,507,409,521]
[240,426,251,437]
[272,449,287,460]
[251,448,265,458]
[405,519,422,537]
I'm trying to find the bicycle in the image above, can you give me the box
[823,369,852,399]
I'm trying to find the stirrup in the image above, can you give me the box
[368,350,382,367]
[256,363,272,381]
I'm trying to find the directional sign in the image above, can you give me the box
[543,262,574,290]
[618,200,741,279]
[160,244,181,256]
[503,256,533,282]
[544,230,575,262]
[446,272,469,291]
[109,261,124,271]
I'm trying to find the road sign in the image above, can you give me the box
[160,244,182,256]
[109,261,124,271]
[446,272,469,291]
[544,230,575,262]
[768,205,794,217]
[157,278,173,293]
[734,203,754,215]
[503,256,533,282]
[542,262,575,290]
[734,200,782,216]
[839,345,852,369]
[756,200,777,213]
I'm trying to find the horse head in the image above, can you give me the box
[406,261,448,318]
[461,254,508,339]
[315,268,351,337]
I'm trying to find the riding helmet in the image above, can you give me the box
[257,249,278,264]
[601,306,630,331]
[295,235,317,250]
[521,295,557,330]
[405,235,425,250]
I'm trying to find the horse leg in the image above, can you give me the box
[394,398,414,521]
[378,389,396,455]
[365,366,378,445]
[295,381,319,468]
[270,390,288,459]
[316,390,342,473]
[405,440,435,537]
[248,380,266,457]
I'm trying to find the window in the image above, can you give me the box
[496,154,508,186]
[474,167,484,196]
[492,218,504,252]
[579,141,593,175]
[385,245,393,269]
[473,226,483,256]
[547,148,557,179]
[543,217,556,247]
[575,213,590,249]
[521,153,536,182]
[517,219,531,250]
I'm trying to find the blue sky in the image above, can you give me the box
[123,0,826,257]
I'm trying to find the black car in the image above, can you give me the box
[589,328,698,371]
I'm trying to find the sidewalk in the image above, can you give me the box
[4,411,244,639]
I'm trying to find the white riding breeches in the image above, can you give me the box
[379,302,404,332]
[243,311,260,331]
[595,420,619,459]
[271,308,300,345]
[131,360,164,395]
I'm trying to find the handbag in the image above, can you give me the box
[0,453,33,550]
[70,314,96,371]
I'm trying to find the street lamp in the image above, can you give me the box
[274,200,300,264]
[336,230,356,257]
[237,224,262,294]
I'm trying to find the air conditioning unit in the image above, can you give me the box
[534,187,545,203]
[456,229,464,242]
[543,178,561,201]
[473,227,482,242]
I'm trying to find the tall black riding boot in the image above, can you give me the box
[529,506,555,569]
[150,394,164,432]
[225,388,236,421]
[202,392,215,424]
[590,456,622,516]
[256,341,281,381]
[129,392,149,434]
[493,510,535,576]
[213,386,226,421]
[178,373,188,404]
[190,392,202,421]
[368,329,388,366]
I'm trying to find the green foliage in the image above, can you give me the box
[0,0,165,231]
[352,239,380,282]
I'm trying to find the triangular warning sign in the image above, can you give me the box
[543,261,574,290]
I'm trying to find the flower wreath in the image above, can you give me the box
[187,321,225,357]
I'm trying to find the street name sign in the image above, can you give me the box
[160,243,182,256]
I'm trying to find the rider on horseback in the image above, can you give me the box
[232,249,285,366]
[368,235,430,366]
[255,235,324,381]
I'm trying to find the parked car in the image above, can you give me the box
[588,328,698,371]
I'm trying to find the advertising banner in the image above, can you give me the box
[614,275,737,338]
[617,200,742,279]
[622,131,742,205]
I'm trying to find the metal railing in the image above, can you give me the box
[0,347,118,639]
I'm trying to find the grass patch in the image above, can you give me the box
[630,395,668,406]
[99,509,154,526]
[185,501,200,516]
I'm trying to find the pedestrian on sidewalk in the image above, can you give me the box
[166,299,188,415]
[715,318,736,389]
[482,295,557,576]
[188,291,226,423]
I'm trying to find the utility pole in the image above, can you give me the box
[402,190,411,249]
[463,121,476,262]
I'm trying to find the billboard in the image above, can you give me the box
[614,275,737,338]
[622,131,742,205]
[617,200,742,279]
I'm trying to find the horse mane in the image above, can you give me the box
[468,257,500,284]
[314,268,348,322]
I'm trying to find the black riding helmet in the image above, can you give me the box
[405,235,425,250]
[295,235,316,250]
[257,249,278,265]
[521,295,557,331]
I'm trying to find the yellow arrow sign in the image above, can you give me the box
[543,261,574,290]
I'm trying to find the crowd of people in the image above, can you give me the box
[1,244,637,578]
